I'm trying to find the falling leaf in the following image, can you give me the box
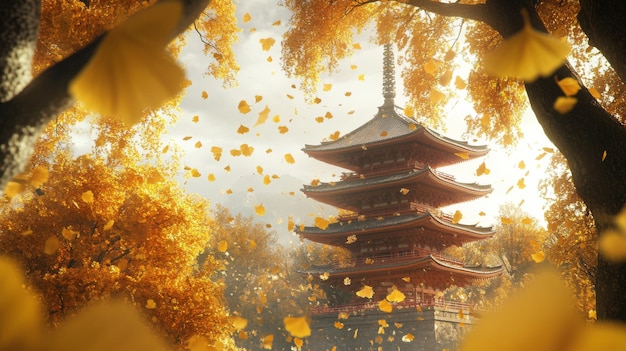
[556,77,581,96]
[323,83,332,92]
[243,13,251,23]
[356,285,374,299]
[68,1,185,125]
[145,299,157,309]
[501,217,514,225]
[81,190,94,203]
[260,38,276,51]
[402,333,415,342]
[553,96,578,114]
[346,235,357,244]
[602,150,607,161]
[343,277,351,286]
[217,240,228,253]
[329,131,340,140]
[182,136,192,141]
[315,217,330,230]
[272,115,280,122]
[531,251,545,263]
[455,76,467,89]
[207,174,216,182]
[350,64,357,70]
[278,126,289,134]
[518,160,526,169]
[476,162,490,176]
[201,90,208,99]
[334,321,344,329]
[599,229,626,262]
[240,144,254,156]
[190,169,201,177]
[284,317,311,338]
[423,60,439,75]
[452,210,463,224]
[61,228,78,240]
[404,105,415,118]
[232,316,248,331]
[319,272,329,281]
[455,152,469,160]
[255,105,271,126]
[386,289,406,303]
[44,236,61,254]
[483,10,570,81]
[30,166,49,188]
[430,89,445,103]
[284,153,295,164]
[589,87,601,99]
[517,178,526,189]
[536,152,547,161]
[345,91,352,96]
[358,74,365,81]
[210,146,222,161]
[379,299,393,313]
[236,125,249,134]
[103,220,115,231]
[194,141,202,148]
[238,100,251,114]
[400,188,410,195]
[261,335,273,349]
[522,217,533,225]
[263,175,271,186]
[254,204,266,216]
[255,95,263,103]
[272,20,281,26]
[439,70,453,86]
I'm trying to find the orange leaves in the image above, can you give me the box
[452,210,462,224]
[210,146,223,161]
[237,125,250,134]
[284,153,295,164]
[217,240,228,253]
[242,12,251,23]
[283,317,311,338]
[385,288,405,303]
[356,285,374,299]
[254,204,266,216]
[145,298,157,309]
[323,83,332,92]
[476,162,490,176]
[259,38,276,51]
[238,100,251,114]
[254,105,271,126]
[483,10,570,82]
[81,190,95,203]
[314,217,329,230]
[69,1,185,125]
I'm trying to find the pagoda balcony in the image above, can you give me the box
[309,296,476,316]
[340,160,425,180]
[337,202,455,223]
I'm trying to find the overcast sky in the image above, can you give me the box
[164,1,556,244]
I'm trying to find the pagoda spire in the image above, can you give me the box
[382,43,396,107]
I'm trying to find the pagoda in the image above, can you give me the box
[297,45,502,350]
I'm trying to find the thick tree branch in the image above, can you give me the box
[0,0,211,194]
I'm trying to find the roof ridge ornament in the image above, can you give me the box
[382,43,396,106]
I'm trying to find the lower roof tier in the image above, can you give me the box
[302,167,492,210]
[296,212,495,249]
[303,254,503,291]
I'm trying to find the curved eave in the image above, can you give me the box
[302,106,488,160]
[296,213,494,245]
[302,168,492,197]
[302,255,503,279]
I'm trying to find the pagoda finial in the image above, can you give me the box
[382,43,396,106]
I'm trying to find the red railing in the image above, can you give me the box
[310,297,476,316]
[336,202,457,226]
[340,161,425,180]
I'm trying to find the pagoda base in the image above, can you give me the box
[305,305,473,351]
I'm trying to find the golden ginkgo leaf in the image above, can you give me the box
[238,100,251,114]
[599,229,626,262]
[356,285,374,299]
[254,105,270,126]
[217,240,228,253]
[242,13,251,23]
[378,299,393,313]
[452,210,463,224]
[553,96,578,114]
[531,251,545,263]
[284,153,295,164]
[283,317,311,338]
[232,316,248,331]
[556,77,581,96]
[260,38,276,51]
[81,190,94,203]
[254,204,265,216]
[315,217,330,230]
[69,1,185,125]
[483,10,570,82]
[386,289,406,303]
[476,162,490,176]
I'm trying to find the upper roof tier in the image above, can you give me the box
[302,102,489,170]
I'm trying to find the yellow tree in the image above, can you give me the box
[541,153,597,315]
[207,205,310,351]
[282,0,626,322]
[0,137,233,349]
